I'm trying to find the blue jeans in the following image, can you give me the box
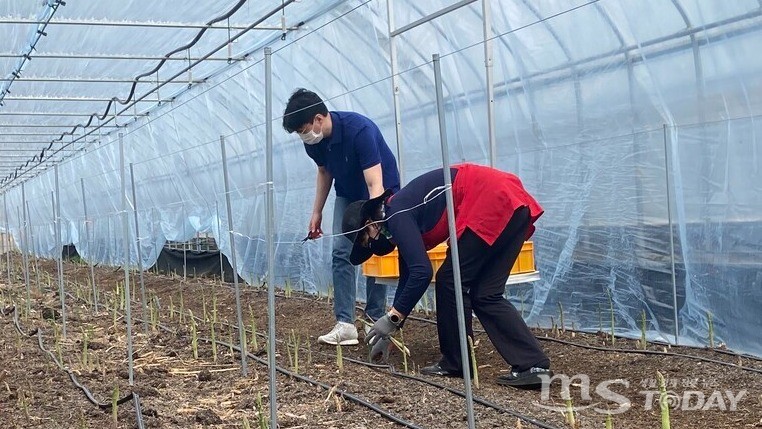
[332,196,388,323]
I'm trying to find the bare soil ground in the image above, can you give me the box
[1,254,761,428]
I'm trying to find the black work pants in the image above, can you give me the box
[434,206,550,373]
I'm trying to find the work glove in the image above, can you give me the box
[369,337,392,363]
[365,314,400,346]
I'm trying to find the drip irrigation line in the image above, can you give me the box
[649,339,762,363]
[136,316,423,429]
[6,305,135,409]
[226,289,762,375]
[160,299,560,429]
[402,314,762,375]
[536,336,762,375]
[389,370,561,429]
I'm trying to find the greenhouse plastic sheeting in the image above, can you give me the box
[1,0,761,357]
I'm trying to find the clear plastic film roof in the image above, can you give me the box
[1,0,761,356]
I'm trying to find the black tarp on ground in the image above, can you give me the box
[62,244,240,283]
[149,248,242,283]
[62,244,80,261]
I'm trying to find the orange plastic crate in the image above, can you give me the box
[362,241,536,278]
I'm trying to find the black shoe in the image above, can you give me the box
[420,362,463,378]
[497,367,553,389]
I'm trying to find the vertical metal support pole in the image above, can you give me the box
[215,200,225,281]
[25,201,40,292]
[182,205,187,282]
[3,193,11,287]
[482,0,496,167]
[119,133,135,385]
[22,197,34,305]
[433,53,476,429]
[386,0,404,184]
[220,135,248,376]
[264,46,278,429]
[54,166,67,338]
[663,124,679,345]
[81,178,98,312]
[16,202,30,314]
[130,163,148,333]
[19,186,31,318]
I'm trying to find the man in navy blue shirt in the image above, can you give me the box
[283,88,400,345]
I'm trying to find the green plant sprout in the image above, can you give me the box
[640,310,647,350]
[53,322,63,364]
[558,302,565,333]
[212,293,218,324]
[150,295,159,332]
[242,415,252,429]
[285,279,292,298]
[291,329,299,374]
[606,288,615,346]
[81,327,90,369]
[179,290,185,323]
[707,311,714,349]
[400,328,408,374]
[605,412,613,429]
[256,391,268,429]
[112,290,119,332]
[249,305,258,351]
[336,343,343,372]
[111,384,119,425]
[564,396,576,428]
[656,371,671,429]
[119,281,125,311]
[189,309,198,359]
[202,294,208,325]
[467,335,479,388]
[169,296,174,321]
[19,389,29,420]
[210,321,218,363]
[550,316,558,337]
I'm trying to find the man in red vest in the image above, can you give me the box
[343,163,552,388]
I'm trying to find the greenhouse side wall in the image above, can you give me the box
[0,0,761,357]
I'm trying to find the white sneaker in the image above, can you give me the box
[318,322,359,345]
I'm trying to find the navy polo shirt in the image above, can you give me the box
[304,111,400,201]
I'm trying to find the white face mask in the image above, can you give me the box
[299,123,324,145]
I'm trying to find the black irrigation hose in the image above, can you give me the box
[277,290,762,367]
[7,305,135,409]
[166,303,559,429]
[336,355,561,429]
[389,370,560,429]
[141,317,423,429]
[537,336,762,375]
[403,314,762,375]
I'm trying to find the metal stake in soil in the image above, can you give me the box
[433,52,476,429]
[264,46,278,429]
[219,135,248,377]
[20,185,31,319]
[215,200,224,281]
[129,163,148,333]
[80,178,98,312]
[3,193,12,287]
[119,133,135,385]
